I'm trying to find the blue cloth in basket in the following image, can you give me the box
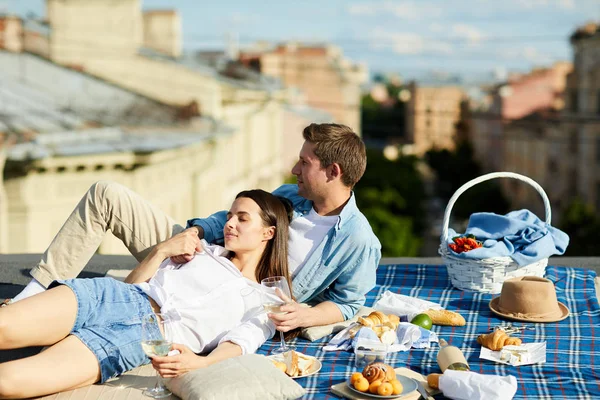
[446,209,569,266]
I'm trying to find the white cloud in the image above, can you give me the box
[227,12,261,25]
[429,23,444,33]
[369,28,453,55]
[516,0,575,9]
[451,24,485,45]
[347,1,443,20]
[500,46,553,65]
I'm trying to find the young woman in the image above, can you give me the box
[0,189,292,399]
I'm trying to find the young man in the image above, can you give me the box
[7,123,381,331]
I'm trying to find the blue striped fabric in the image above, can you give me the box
[257,265,600,399]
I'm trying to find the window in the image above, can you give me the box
[570,90,579,113]
[547,158,558,174]
[569,130,578,154]
[569,169,578,195]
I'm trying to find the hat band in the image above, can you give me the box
[497,304,561,320]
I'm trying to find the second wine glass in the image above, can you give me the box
[261,276,295,354]
[140,313,172,399]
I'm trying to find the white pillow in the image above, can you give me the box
[165,354,306,400]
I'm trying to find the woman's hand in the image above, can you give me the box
[151,343,206,378]
[157,229,202,260]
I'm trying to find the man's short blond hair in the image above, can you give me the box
[302,123,366,188]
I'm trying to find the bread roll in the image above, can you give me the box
[423,309,466,326]
[427,373,441,389]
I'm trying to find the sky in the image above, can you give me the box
[2,0,599,82]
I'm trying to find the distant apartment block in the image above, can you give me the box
[564,22,600,212]
[0,15,23,53]
[404,82,465,156]
[239,42,367,134]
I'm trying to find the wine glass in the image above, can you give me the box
[140,313,172,398]
[261,276,295,354]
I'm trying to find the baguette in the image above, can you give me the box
[423,309,466,326]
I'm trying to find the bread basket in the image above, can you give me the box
[438,172,550,294]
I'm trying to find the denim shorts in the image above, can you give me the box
[50,277,161,383]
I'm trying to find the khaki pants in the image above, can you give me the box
[31,181,185,287]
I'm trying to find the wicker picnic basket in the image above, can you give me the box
[438,172,550,294]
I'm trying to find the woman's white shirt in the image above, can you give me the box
[135,240,274,355]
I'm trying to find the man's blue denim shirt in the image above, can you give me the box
[187,184,382,320]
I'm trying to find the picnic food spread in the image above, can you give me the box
[349,362,404,395]
[477,330,523,351]
[350,311,401,345]
[269,350,315,377]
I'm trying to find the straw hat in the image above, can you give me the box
[489,276,569,323]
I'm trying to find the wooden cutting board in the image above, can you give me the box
[330,367,438,400]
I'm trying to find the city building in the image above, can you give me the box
[239,42,367,134]
[563,22,600,211]
[404,82,465,156]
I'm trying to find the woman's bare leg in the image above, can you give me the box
[0,285,77,349]
[0,335,101,399]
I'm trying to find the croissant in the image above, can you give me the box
[362,362,396,383]
[358,311,400,330]
[477,330,522,351]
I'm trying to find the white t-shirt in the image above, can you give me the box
[288,207,339,277]
[136,240,275,355]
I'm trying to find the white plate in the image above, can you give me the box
[346,375,418,399]
[266,353,322,379]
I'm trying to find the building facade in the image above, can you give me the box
[404,82,465,156]
[239,42,367,134]
[565,23,600,211]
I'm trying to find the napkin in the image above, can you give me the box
[439,369,517,400]
[445,209,569,266]
[373,291,442,321]
[323,322,438,352]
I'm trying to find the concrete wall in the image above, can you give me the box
[142,10,181,58]
[47,0,142,66]
[0,16,23,53]
[3,120,285,254]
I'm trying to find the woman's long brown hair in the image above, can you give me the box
[234,190,293,292]
[235,190,299,341]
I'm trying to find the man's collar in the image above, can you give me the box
[300,192,358,230]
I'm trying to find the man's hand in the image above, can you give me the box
[151,343,205,378]
[269,302,312,332]
[167,227,203,263]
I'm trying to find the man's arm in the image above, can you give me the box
[125,229,201,283]
[271,243,381,331]
[186,210,228,244]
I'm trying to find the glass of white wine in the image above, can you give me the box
[141,313,172,399]
[261,276,295,355]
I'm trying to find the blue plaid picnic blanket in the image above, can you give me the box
[257,264,600,399]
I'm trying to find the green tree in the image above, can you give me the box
[425,141,510,219]
[355,150,426,256]
[559,198,600,256]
